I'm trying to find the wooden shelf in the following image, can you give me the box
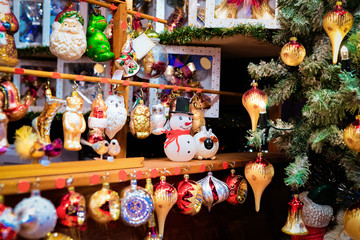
[189,35,281,58]
[0,152,286,195]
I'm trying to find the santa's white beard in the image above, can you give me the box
[50,24,86,61]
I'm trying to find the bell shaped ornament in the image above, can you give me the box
[176,174,203,215]
[88,182,120,224]
[198,172,229,212]
[245,153,274,212]
[225,169,248,205]
[120,179,154,226]
[242,82,268,131]
[323,1,353,64]
[14,190,57,239]
[282,194,309,236]
[56,186,86,227]
[154,176,177,237]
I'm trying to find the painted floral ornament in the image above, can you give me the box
[120,179,154,226]
[56,186,86,227]
[225,169,248,205]
[280,37,306,66]
[245,153,274,212]
[150,100,166,135]
[193,126,219,160]
[343,115,360,152]
[14,189,57,239]
[323,1,353,64]
[242,82,268,131]
[176,174,203,215]
[198,171,229,211]
[88,182,120,224]
[86,11,114,62]
[0,195,19,240]
[105,94,127,139]
[130,98,151,139]
[154,176,177,237]
[49,2,86,61]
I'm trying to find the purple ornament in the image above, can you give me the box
[45,138,63,158]
[0,146,7,155]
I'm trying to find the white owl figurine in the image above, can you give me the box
[105,95,127,139]
[194,126,219,160]
[151,102,167,135]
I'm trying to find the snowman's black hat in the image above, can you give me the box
[170,97,193,115]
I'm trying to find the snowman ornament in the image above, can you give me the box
[164,97,196,162]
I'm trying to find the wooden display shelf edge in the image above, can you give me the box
[0,152,286,195]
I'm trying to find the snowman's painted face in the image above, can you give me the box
[169,113,193,130]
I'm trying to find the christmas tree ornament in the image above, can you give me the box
[198,171,229,211]
[0,76,32,121]
[280,37,306,66]
[244,153,274,212]
[150,99,167,135]
[87,92,107,144]
[88,182,120,224]
[0,0,19,67]
[193,126,219,160]
[46,232,73,240]
[137,25,168,79]
[145,177,161,240]
[86,10,114,62]
[63,90,86,151]
[120,178,154,226]
[242,82,268,131]
[282,194,308,236]
[32,83,65,145]
[343,200,360,240]
[166,7,186,32]
[0,109,8,155]
[14,126,45,163]
[49,2,86,61]
[56,186,86,227]
[80,139,109,160]
[176,174,203,215]
[343,115,360,152]
[251,0,275,20]
[105,94,127,139]
[154,175,177,237]
[115,34,139,78]
[0,194,19,240]
[215,0,242,19]
[44,138,63,159]
[108,139,121,158]
[190,95,206,135]
[323,1,353,65]
[14,189,57,239]
[225,168,248,205]
[130,98,152,139]
[164,97,196,162]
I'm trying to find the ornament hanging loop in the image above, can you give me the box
[207,163,214,172]
[0,183,4,193]
[73,80,79,90]
[32,177,41,190]
[129,170,137,180]
[182,165,190,172]
[160,168,171,176]
[66,176,74,187]
[98,82,102,93]
[102,172,110,182]
[229,161,236,168]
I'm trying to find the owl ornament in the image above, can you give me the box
[120,179,154,226]
[198,171,229,212]
[193,126,219,160]
[88,182,120,224]
[105,94,127,139]
[129,98,151,139]
[150,100,166,135]
[14,190,57,239]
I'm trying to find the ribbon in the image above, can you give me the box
[164,129,191,152]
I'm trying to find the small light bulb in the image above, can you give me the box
[259,101,267,114]
[341,45,349,60]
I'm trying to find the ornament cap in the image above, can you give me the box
[336,1,342,5]
[356,115,360,120]
[290,37,297,41]
[71,91,79,97]
[184,174,189,180]
[103,182,110,189]
[68,186,75,193]
[252,82,258,87]
[160,176,166,181]
[230,169,236,174]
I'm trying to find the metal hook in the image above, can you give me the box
[32,177,40,189]
[129,170,136,180]
[140,88,144,99]
[161,168,171,176]
[229,161,236,168]
[206,164,214,172]
[182,165,190,172]
[0,183,4,193]
[66,176,74,186]
[73,80,79,90]
[98,82,102,93]
[102,172,110,182]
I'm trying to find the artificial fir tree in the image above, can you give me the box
[247,0,360,238]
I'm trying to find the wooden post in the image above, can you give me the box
[112,2,129,158]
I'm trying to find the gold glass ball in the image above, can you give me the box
[280,37,306,66]
[343,116,360,152]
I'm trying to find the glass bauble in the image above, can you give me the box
[176,174,203,215]
[280,37,306,66]
[344,200,360,240]
[225,169,247,205]
[343,115,360,152]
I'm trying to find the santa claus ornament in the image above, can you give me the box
[0,0,19,67]
[105,94,127,139]
[14,189,57,239]
[50,2,86,61]
[164,97,196,162]
[88,92,108,143]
